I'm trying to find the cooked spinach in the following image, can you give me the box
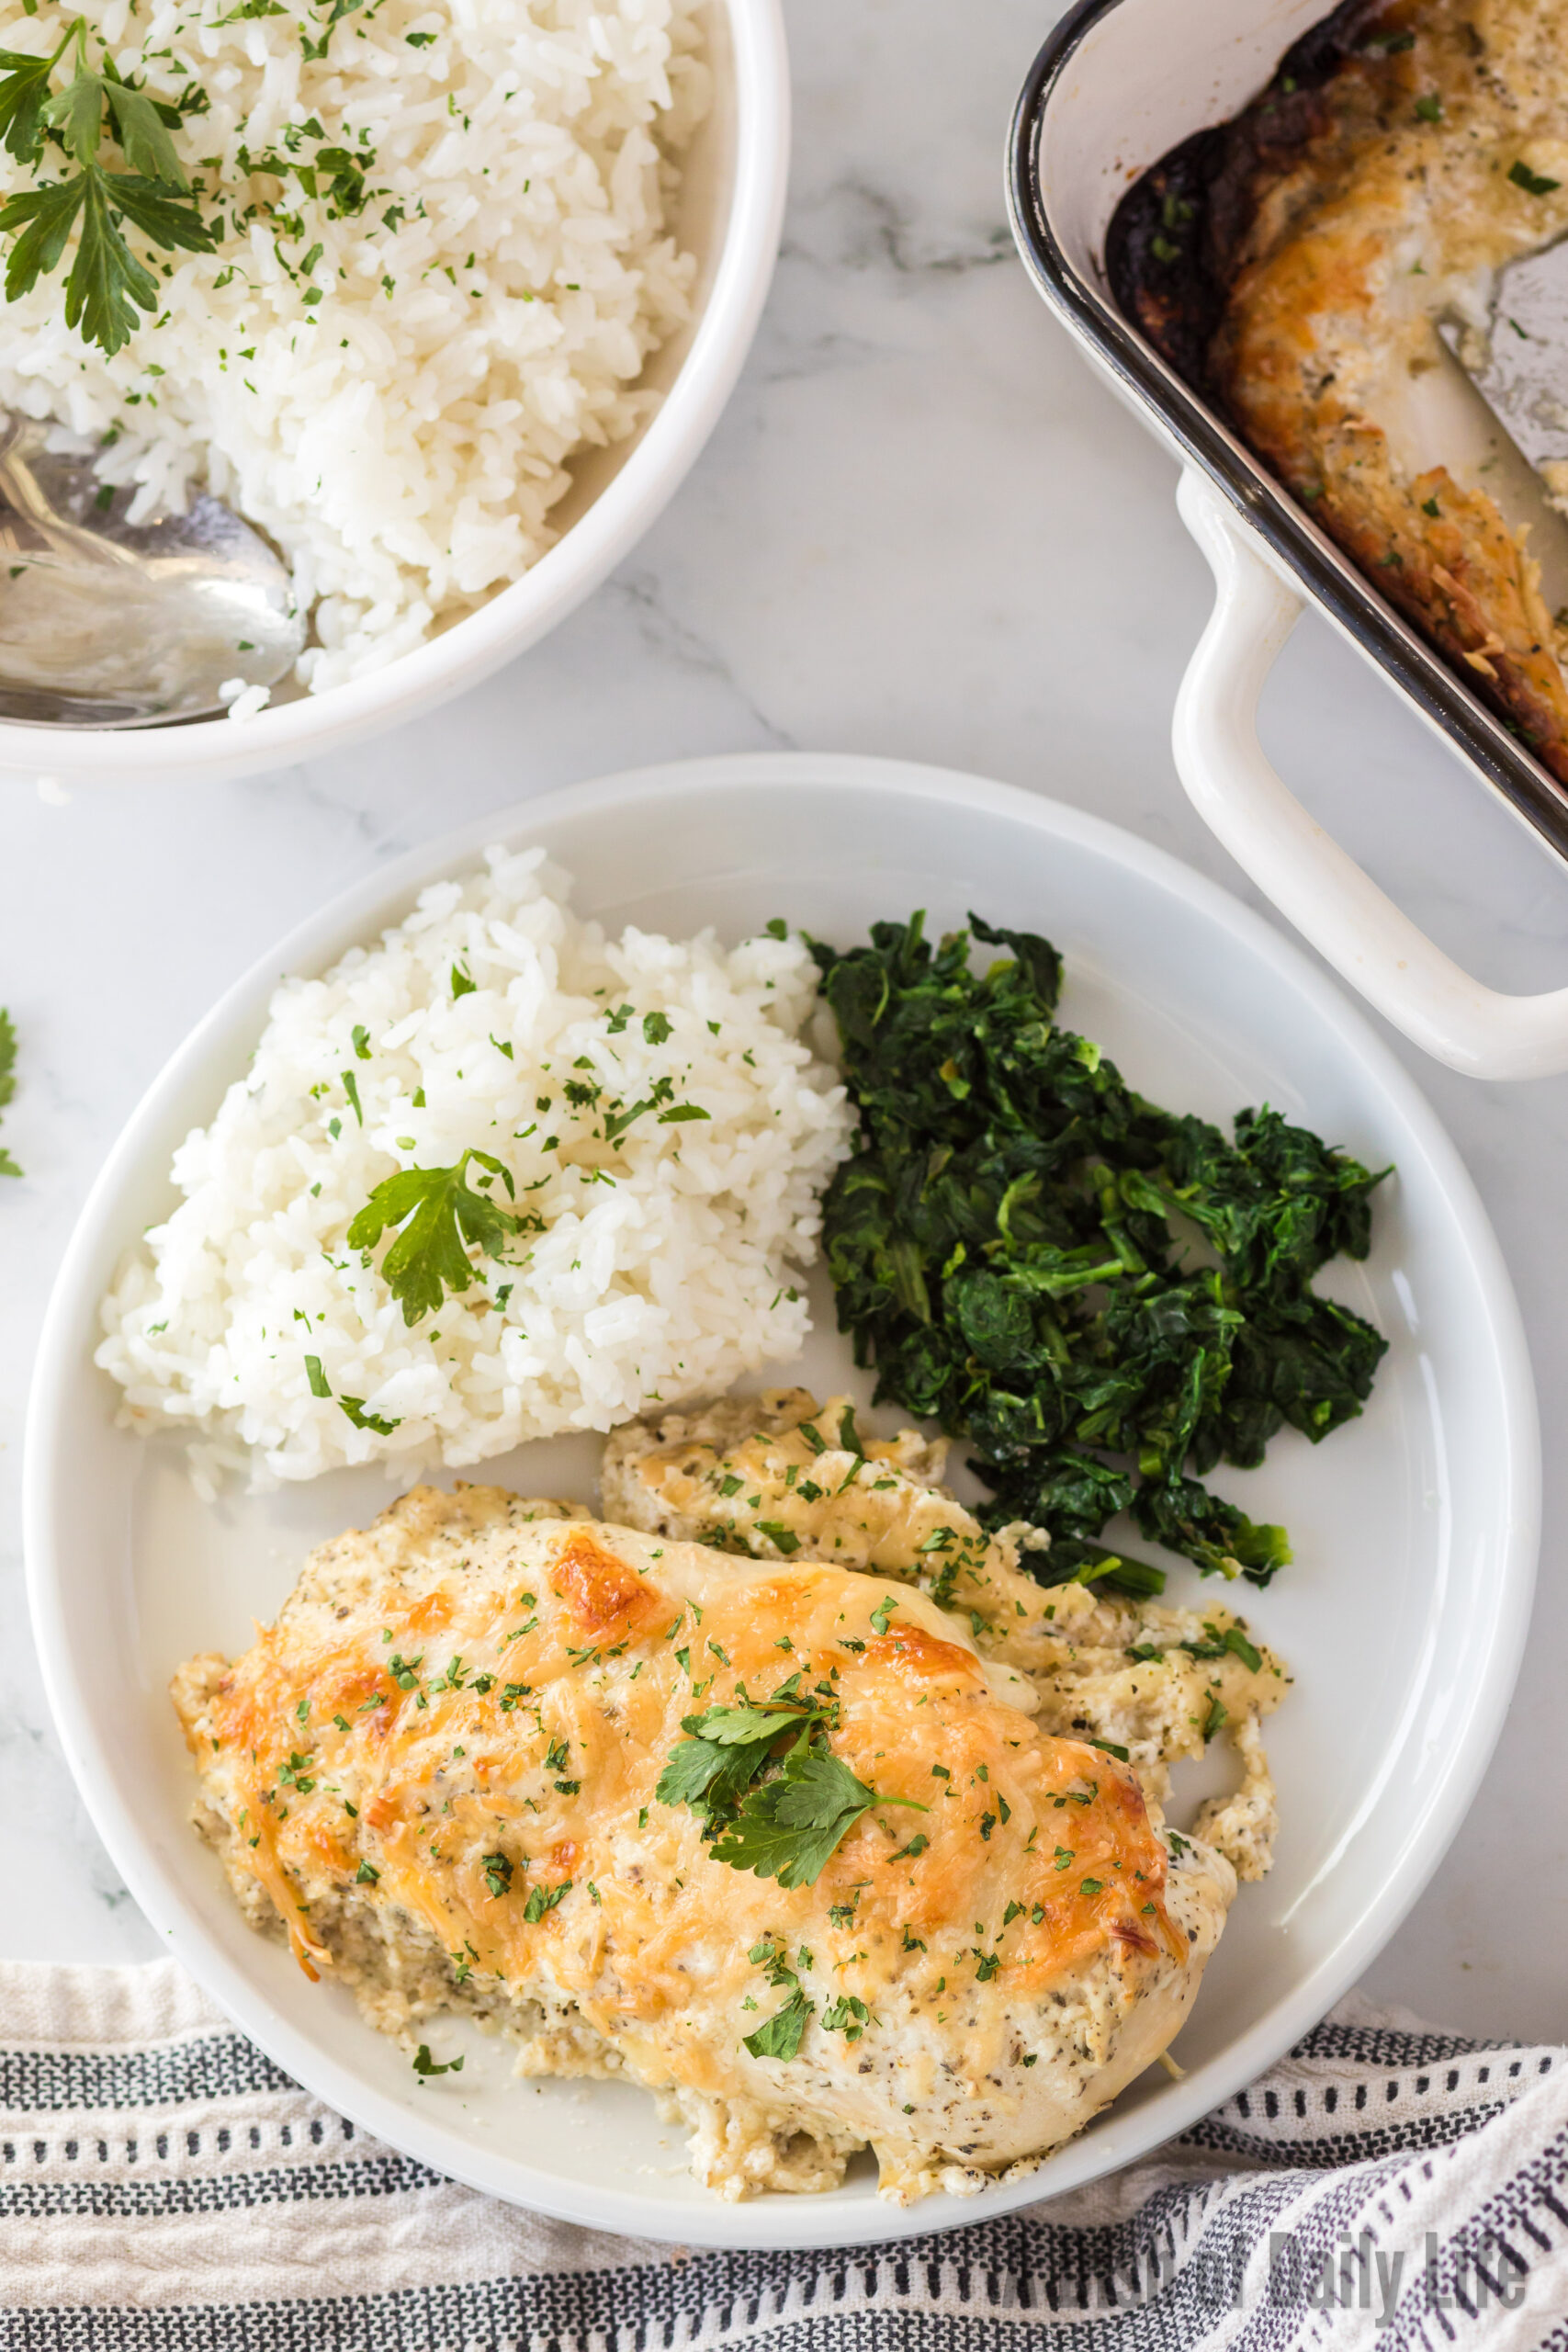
[812,913,1388,1593]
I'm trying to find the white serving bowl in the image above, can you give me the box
[0,0,788,789]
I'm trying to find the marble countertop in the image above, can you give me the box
[5,0,1566,2053]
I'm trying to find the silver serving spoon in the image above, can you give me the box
[0,414,304,728]
[1441,240,1568,491]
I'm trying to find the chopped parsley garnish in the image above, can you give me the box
[523,1879,570,1924]
[1213,1623,1262,1673]
[812,912,1387,1591]
[743,1982,813,2061]
[412,2044,463,2077]
[347,1148,525,1326]
[821,1994,872,2041]
[602,1077,675,1143]
[480,1852,513,1899]
[742,1936,814,2061]
[1509,159,1562,197]
[355,1860,378,1884]
[304,1354,331,1398]
[339,1396,400,1436]
[0,17,216,357]
[870,1595,897,1636]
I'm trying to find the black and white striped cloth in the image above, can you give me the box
[2,1961,1565,2349]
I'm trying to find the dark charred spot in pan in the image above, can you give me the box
[1106,0,1396,393]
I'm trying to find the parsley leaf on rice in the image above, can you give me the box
[347,1148,523,1327]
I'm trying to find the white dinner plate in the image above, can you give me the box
[25,751,1540,2250]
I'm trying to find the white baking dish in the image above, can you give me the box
[1010,0,1568,1078]
[0,0,788,791]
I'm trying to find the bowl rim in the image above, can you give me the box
[23,748,1541,2249]
[0,0,790,783]
[1005,0,1568,872]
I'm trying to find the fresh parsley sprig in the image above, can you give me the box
[657,1679,926,1889]
[347,1148,525,1327]
[710,1741,924,1888]
[0,17,214,356]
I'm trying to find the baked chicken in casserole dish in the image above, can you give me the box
[1109,0,1568,786]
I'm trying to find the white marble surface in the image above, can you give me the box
[4,0,1568,2052]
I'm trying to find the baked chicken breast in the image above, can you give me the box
[604,1389,1288,1880]
[1110,0,1568,782]
[173,1484,1233,2202]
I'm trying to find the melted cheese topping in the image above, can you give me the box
[604,1389,1289,1877]
[173,1485,1232,2200]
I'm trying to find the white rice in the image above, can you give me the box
[0,0,706,693]
[97,851,853,1492]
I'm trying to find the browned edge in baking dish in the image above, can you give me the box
[1006,0,1568,868]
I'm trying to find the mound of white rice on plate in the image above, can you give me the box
[97,850,853,1494]
[0,0,705,694]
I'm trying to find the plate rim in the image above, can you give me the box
[23,748,1541,2249]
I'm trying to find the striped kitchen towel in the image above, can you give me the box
[1,1960,1565,2350]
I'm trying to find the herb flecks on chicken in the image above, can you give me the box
[810,914,1388,1589]
[604,1387,1290,1881]
[174,1490,1229,2205]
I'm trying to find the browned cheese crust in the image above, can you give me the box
[171,1484,1235,2201]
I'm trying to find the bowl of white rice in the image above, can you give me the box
[96,832,852,1492]
[0,0,787,786]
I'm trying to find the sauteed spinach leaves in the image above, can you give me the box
[812,914,1387,1596]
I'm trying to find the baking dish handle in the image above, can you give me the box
[1173,465,1568,1079]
